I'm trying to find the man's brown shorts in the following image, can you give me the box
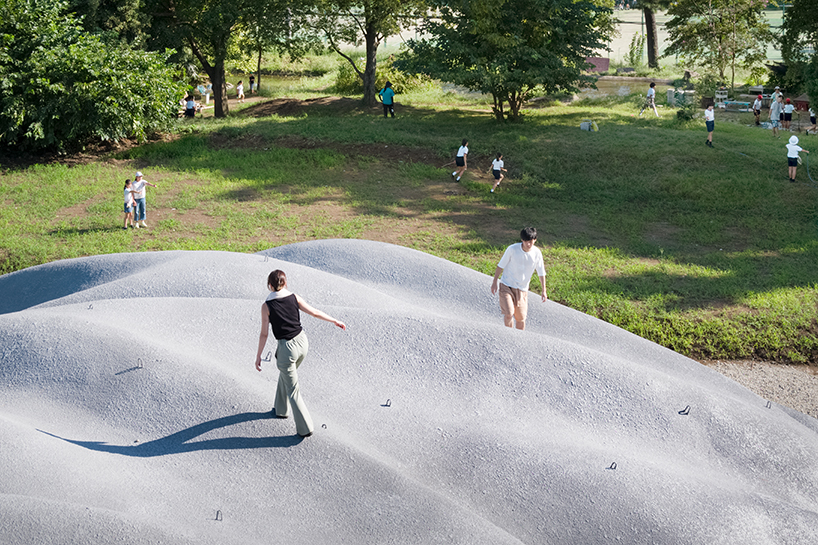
[498,283,528,323]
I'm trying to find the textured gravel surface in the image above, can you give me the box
[1,240,817,545]
[705,360,818,420]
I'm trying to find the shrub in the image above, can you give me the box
[0,0,186,150]
[333,55,434,95]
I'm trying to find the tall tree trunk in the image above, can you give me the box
[190,36,230,118]
[257,43,263,92]
[212,55,229,118]
[644,8,659,69]
[362,21,380,107]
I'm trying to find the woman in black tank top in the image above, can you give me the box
[254,270,346,437]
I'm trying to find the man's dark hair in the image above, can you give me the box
[520,227,537,241]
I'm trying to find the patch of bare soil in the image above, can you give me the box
[242,96,365,118]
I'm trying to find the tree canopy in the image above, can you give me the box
[401,0,611,121]
[780,0,818,104]
[316,0,426,106]
[664,0,773,90]
[0,0,184,150]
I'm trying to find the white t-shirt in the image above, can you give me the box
[753,99,762,110]
[770,100,782,118]
[492,158,504,171]
[704,108,715,122]
[132,179,147,199]
[810,108,815,118]
[784,104,795,114]
[497,243,546,291]
[786,143,803,158]
[237,84,244,95]
[457,145,468,157]
[647,87,655,99]
[124,187,133,205]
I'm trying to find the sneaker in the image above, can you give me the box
[140,221,147,228]
[452,171,457,177]
[135,223,140,229]
[490,189,494,193]
[456,176,461,181]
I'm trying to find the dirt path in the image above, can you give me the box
[703,360,818,419]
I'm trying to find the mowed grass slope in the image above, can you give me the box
[1,86,816,363]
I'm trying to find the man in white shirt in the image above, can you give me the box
[490,227,547,330]
[132,171,158,228]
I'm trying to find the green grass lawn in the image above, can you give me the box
[1,76,817,364]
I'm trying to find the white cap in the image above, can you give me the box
[775,86,780,89]
[789,135,799,145]
[135,172,143,177]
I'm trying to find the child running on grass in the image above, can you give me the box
[786,135,809,183]
[490,153,507,192]
[452,139,468,181]
[123,179,136,229]
[639,82,659,117]
[704,104,715,147]
[236,80,245,103]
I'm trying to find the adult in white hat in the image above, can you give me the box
[786,135,809,183]
[131,172,158,228]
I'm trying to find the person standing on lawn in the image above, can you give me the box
[378,81,395,118]
[770,95,783,138]
[131,172,158,228]
[786,135,809,183]
[752,95,763,126]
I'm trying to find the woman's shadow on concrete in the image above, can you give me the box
[39,411,303,457]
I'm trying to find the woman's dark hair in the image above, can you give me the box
[462,138,468,146]
[268,269,287,291]
[496,152,503,159]
[124,179,131,189]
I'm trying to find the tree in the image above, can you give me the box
[66,0,148,44]
[145,0,243,118]
[400,0,611,121]
[0,0,184,150]
[664,0,773,92]
[236,1,318,92]
[781,0,818,103]
[639,0,672,69]
[316,0,426,106]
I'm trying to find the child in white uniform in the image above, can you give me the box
[452,139,469,181]
[786,135,809,183]
[704,105,715,147]
[490,153,507,192]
